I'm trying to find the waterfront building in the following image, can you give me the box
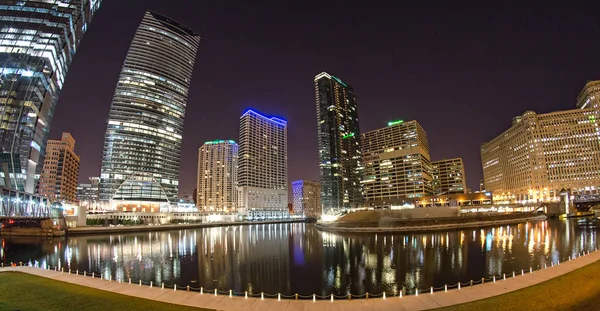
[481,96,600,203]
[576,80,600,109]
[291,180,320,218]
[314,71,363,211]
[361,120,433,207]
[99,12,200,204]
[197,140,238,212]
[77,177,100,209]
[431,158,467,195]
[237,109,288,219]
[413,192,492,208]
[38,133,80,204]
[0,1,101,193]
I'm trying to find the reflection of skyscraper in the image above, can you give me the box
[0,1,102,193]
[314,72,363,211]
[99,12,200,202]
[237,109,288,219]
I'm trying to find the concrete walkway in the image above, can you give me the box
[2,250,600,311]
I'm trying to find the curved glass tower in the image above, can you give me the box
[99,11,200,203]
[0,0,102,193]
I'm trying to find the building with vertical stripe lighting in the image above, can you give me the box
[197,140,238,212]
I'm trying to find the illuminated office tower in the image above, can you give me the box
[77,177,100,209]
[291,180,320,218]
[237,109,288,219]
[197,140,238,212]
[314,71,363,211]
[99,12,200,206]
[0,1,101,193]
[361,120,433,206]
[576,80,600,109]
[482,106,600,203]
[431,158,467,195]
[38,133,80,203]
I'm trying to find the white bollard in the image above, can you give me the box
[109,275,111,282]
[174,285,177,292]
[214,288,217,296]
[162,283,165,290]
[430,286,433,294]
[200,287,203,294]
[245,291,248,299]
[512,271,515,278]
[458,282,461,290]
[558,259,560,265]
[261,292,264,300]
[521,269,524,276]
[84,271,86,277]
[92,272,95,278]
[503,273,506,280]
[544,263,547,269]
[399,291,403,298]
[313,294,316,302]
[416,289,419,296]
[444,284,447,292]
[230,290,233,298]
[68,269,71,274]
[76,270,79,275]
[139,280,142,286]
[493,276,496,283]
[383,292,386,299]
[150,281,153,288]
[530,267,532,273]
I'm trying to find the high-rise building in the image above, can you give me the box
[0,1,101,193]
[314,71,363,211]
[38,133,80,203]
[77,176,100,209]
[197,140,238,212]
[576,80,600,109]
[361,120,433,206]
[291,180,320,219]
[99,12,200,204]
[431,158,467,195]
[237,109,288,219]
[481,104,600,204]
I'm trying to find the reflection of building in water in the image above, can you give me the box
[195,224,291,294]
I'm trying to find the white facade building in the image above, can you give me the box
[197,140,238,212]
[237,109,288,219]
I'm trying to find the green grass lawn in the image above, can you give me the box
[0,272,213,311]
[434,259,600,311]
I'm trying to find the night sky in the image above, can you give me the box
[49,1,600,196]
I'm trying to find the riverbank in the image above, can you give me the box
[1,248,598,310]
[316,211,547,233]
[68,218,305,236]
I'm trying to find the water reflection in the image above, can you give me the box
[1,218,598,295]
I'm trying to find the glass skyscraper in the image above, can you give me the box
[315,71,363,210]
[99,11,200,203]
[0,0,101,193]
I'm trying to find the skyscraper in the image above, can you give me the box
[237,109,288,219]
[99,12,200,203]
[361,120,433,206]
[314,71,363,211]
[576,80,600,109]
[197,140,238,212]
[0,1,101,193]
[38,133,80,204]
[291,180,320,219]
[431,158,467,195]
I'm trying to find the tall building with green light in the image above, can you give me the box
[314,71,363,210]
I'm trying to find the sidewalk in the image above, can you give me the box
[2,250,600,311]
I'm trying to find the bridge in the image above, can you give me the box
[572,194,600,211]
[0,187,52,218]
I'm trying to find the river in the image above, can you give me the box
[1,218,598,296]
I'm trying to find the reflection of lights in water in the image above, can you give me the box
[113,246,118,263]
[486,232,492,252]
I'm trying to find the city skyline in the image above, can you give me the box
[45,1,600,195]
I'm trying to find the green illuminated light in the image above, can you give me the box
[205,139,236,145]
[342,132,355,139]
[589,116,596,121]
[388,120,404,126]
[331,76,347,87]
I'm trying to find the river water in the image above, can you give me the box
[1,218,598,296]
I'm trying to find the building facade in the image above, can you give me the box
[481,105,600,204]
[99,11,200,203]
[38,133,80,204]
[361,120,433,206]
[431,158,467,195]
[576,80,600,110]
[77,176,100,209]
[291,180,320,218]
[0,1,101,193]
[314,71,363,211]
[197,140,238,212]
[237,109,288,219]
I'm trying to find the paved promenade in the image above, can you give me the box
[2,249,600,310]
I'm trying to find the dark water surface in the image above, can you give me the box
[1,218,598,296]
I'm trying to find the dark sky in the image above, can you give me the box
[49,1,600,196]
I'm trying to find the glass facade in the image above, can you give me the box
[314,72,363,211]
[99,11,200,202]
[0,0,101,193]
